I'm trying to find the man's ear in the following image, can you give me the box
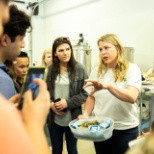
[0,34,11,46]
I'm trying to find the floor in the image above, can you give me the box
[45,120,96,154]
[63,139,95,154]
[47,136,95,154]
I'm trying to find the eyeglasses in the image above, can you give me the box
[54,37,70,44]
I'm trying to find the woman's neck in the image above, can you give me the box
[17,77,24,84]
[60,63,68,73]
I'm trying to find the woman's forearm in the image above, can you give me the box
[83,95,95,116]
[107,84,139,103]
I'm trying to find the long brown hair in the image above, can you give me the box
[50,37,77,79]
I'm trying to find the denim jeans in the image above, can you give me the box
[49,122,78,154]
[94,126,138,154]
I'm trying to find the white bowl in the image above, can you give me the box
[69,117,114,141]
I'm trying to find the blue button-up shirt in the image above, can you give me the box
[0,62,16,99]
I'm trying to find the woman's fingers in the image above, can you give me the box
[33,78,47,93]
[85,79,96,83]
[9,94,20,104]
[83,82,93,89]
[23,90,33,106]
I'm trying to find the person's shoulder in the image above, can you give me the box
[92,66,98,70]
[75,62,86,70]
[0,69,10,78]
[129,63,140,70]
[0,68,4,74]
[90,66,98,73]
[75,62,83,67]
[127,63,141,76]
[88,66,98,78]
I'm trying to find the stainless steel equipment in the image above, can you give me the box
[72,40,92,75]
[124,47,134,63]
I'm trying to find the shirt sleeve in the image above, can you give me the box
[126,63,142,91]
[0,76,16,99]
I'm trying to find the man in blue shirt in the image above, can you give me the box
[0,5,31,98]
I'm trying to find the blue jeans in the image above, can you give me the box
[94,127,138,154]
[49,122,78,154]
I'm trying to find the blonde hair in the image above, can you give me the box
[97,34,129,82]
[40,48,52,67]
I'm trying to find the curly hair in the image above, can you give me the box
[97,34,129,82]
[3,4,31,42]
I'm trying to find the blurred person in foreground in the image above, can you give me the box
[0,79,51,154]
[0,4,31,98]
[78,34,142,154]
[0,2,51,154]
[0,0,10,36]
[126,122,154,154]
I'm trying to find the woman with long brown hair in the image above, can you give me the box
[46,37,88,154]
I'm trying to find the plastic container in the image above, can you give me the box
[69,117,114,142]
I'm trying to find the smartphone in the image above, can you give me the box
[54,98,67,112]
[18,67,48,110]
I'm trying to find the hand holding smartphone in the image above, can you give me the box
[18,67,48,110]
[54,98,67,112]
